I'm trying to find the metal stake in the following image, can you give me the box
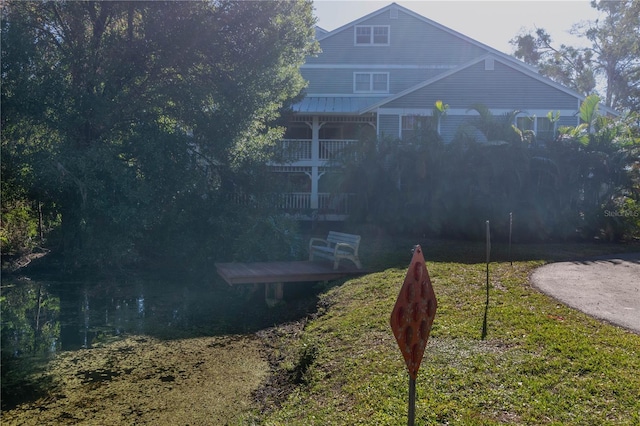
[482,220,490,340]
[408,376,416,426]
[509,212,513,266]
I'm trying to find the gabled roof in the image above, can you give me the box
[316,2,539,74]
[359,53,619,116]
[314,26,329,39]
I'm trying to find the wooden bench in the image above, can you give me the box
[309,231,362,270]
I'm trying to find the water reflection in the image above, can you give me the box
[1,279,60,359]
[2,278,190,359]
[1,275,318,361]
[1,274,319,410]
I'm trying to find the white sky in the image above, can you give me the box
[313,1,601,54]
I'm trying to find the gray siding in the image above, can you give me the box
[439,115,468,143]
[379,114,400,138]
[558,115,580,128]
[385,61,580,111]
[307,9,487,68]
[302,68,445,95]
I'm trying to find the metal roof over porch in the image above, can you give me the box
[293,96,388,114]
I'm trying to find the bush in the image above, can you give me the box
[1,199,38,255]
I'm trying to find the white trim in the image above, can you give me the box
[302,63,456,70]
[377,107,579,117]
[304,93,391,98]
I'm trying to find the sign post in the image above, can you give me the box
[390,245,437,425]
[482,221,491,340]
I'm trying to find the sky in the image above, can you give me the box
[312,1,602,55]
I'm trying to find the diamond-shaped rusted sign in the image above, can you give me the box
[390,245,437,379]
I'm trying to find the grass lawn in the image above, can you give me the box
[259,239,640,425]
[2,238,638,425]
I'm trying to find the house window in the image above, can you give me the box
[354,72,389,93]
[355,26,371,44]
[516,116,534,132]
[516,116,555,143]
[402,115,438,141]
[355,25,389,45]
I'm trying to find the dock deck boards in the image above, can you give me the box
[215,260,365,285]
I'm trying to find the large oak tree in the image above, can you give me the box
[2,1,318,269]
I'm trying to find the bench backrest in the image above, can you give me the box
[326,231,361,250]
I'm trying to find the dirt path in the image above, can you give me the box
[1,335,268,425]
[531,253,640,334]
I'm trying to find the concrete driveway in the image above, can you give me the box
[531,252,640,334]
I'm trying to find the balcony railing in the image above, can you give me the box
[280,192,311,210]
[231,192,355,218]
[319,140,357,160]
[318,192,354,214]
[276,139,312,162]
[280,192,355,215]
[274,139,358,163]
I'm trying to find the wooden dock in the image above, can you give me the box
[215,260,367,304]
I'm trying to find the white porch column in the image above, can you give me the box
[310,116,321,209]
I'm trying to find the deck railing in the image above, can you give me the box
[276,139,312,161]
[231,192,355,217]
[280,192,311,210]
[318,192,355,214]
[279,192,355,215]
[319,140,358,160]
[275,139,358,162]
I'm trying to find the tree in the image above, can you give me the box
[339,100,640,242]
[1,1,318,270]
[582,0,640,110]
[511,28,596,97]
[510,0,640,111]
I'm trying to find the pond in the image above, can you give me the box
[0,272,320,411]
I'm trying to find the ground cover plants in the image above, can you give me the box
[260,239,640,425]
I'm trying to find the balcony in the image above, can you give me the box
[273,139,358,165]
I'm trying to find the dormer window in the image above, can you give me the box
[355,25,390,45]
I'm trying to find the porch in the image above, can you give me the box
[269,114,376,220]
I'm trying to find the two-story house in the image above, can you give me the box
[273,2,611,220]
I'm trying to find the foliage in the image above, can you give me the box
[338,100,640,242]
[1,199,38,255]
[1,0,318,271]
[510,0,640,111]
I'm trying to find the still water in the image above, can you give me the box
[1,273,318,407]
